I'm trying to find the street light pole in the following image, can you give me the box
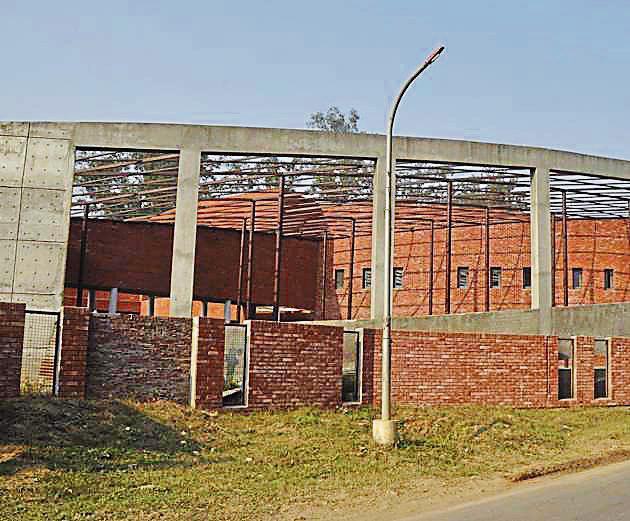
[373,45,445,446]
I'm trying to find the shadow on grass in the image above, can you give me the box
[0,396,211,476]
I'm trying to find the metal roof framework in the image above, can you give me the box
[71,149,630,318]
[72,150,630,242]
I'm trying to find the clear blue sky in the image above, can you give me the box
[3,0,629,158]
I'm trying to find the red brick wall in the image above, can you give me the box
[574,336,597,405]
[52,306,630,411]
[66,219,174,297]
[611,338,630,404]
[65,218,320,310]
[326,218,630,319]
[247,321,344,409]
[58,307,91,399]
[0,302,26,399]
[86,314,193,404]
[363,329,554,407]
[361,331,630,408]
[195,318,225,410]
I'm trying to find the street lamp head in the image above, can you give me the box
[426,45,446,65]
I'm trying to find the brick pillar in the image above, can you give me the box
[195,318,225,410]
[58,307,91,399]
[575,336,595,405]
[0,303,26,399]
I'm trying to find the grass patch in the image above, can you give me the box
[1,397,629,520]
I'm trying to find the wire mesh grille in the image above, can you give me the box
[342,331,360,403]
[21,312,59,394]
[223,325,247,406]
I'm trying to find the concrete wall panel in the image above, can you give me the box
[13,241,65,294]
[22,138,72,191]
[0,122,29,137]
[0,136,27,187]
[11,293,62,310]
[0,188,20,239]
[17,188,69,242]
[29,123,75,140]
[0,240,16,292]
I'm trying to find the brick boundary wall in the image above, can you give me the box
[58,307,91,398]
[54,307,630,410]
[363,329,557,408]
[86,314,193,404]
[361,331,630,408]
[247,321,344,409]
[0,302,26,399]
[195,318,225,409]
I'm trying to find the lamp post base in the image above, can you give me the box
[372,419,398,445]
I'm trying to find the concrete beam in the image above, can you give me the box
[530,166,553,333]
[169,147,201,318]
[304,302,630,338]
[28,121,630,180]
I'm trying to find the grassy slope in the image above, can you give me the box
[1,398,630,520]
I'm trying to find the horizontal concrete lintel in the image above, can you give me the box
[307,303,630,339]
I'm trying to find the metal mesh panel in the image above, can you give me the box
[21,312,59,394]
[223,325,247,406]
[342,331,360,403]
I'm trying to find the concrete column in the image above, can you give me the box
[530,166,553,333]
[370,156,387,321]
[224,299,232,323]
[169,147,201,318]
[108,288,118,314]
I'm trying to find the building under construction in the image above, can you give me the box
[2,121,630,409]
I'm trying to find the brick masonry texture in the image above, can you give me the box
[64,216,629,320]
[611,338,630,404]
[58,307,90,398]
[363,329,554,407]
[54,307,630,410]
[65,217,320,310]
[326,218,630,319]
[247,321,344,409]
[85,314,193,404]
[195,318,225,409]
[0,302,26,399]
[362,329,630,408]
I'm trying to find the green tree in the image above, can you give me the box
[306,106,360,133]
[305,107,371,199]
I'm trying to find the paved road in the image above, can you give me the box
[405,461,630,521]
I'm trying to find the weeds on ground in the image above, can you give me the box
[1,397,629,520]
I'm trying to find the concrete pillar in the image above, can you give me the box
[370,156,387,321]
[224,299,232,323]
[169,147,201,318]
[108,288,118,314]
[530,166,553,333]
